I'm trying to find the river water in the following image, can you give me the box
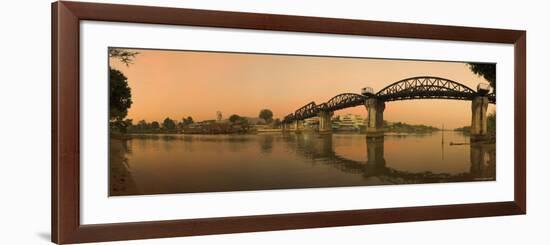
[109,131,495,196]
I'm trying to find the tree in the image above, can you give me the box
[229,114,241,123]
[162,117,176,130]
[137,120,148,130]
[240,118,250,127]
[108,48,138,129]
[124,118,134,130]
[467,63,496,92]
[259,109,274,123]
[109,48,139,66]
[124,118,133,126]
[109,68,133,121]
[272,118,282,128]
[150,121,160,129]
[182,116,194,126]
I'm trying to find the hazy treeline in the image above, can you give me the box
[454,112,496,135]
[382,121,439,133]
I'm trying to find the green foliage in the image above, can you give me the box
[162,117,176,130]
[150,121,160,129]
[239,118,249,125]
[468,63,496,91]
[110,120,127,133]
[272,118,282,128]
[384,121,438,133]
[454,126,471,133]
[228,114,251,127]
[124,119,133,127]
[108,48,138,131]
[258,109,274,123]
[229,114,241,123]
[109,118,133,133]
[182,116,194,126]
[137,120,148,130]
[109,68,133,121]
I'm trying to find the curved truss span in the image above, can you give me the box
[282,113,295,124]
[321,93,367,111]
[376,76,477,102]
[289,94,369,122]
[282,76,495,123]
[294,101,319,120]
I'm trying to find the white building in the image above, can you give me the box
[333,114,365,130]
[304,117,319,126]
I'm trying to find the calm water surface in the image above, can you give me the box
[110,131,495,196]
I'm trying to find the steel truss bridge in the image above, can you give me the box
[282,76,496,123]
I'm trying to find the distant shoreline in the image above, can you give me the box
[110,130,450,139]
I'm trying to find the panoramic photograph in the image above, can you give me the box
[108,47,496,196]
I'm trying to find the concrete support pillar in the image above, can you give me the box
[318,111,333,134]
[282,123,289,132]
[294,120,304,133]
[470,96,489,142]
[365,98,386,138]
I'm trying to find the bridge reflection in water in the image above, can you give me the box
[110,131,496,196]
[290,133,495,184]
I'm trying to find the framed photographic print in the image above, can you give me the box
[52,1,526,244]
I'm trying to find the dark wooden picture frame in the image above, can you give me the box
[52,1,526,244]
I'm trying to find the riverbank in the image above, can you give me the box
[109,138,138,196]
[115,131,420,137]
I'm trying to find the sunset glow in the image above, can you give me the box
[109,48,495,128]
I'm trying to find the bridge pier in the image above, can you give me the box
[365,98,385,138]
[294,120,304,133]
[282,123,290,132]
[470,96,489,142]
[318,111,333,134]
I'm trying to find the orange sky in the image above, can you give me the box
[110,48,495,128]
